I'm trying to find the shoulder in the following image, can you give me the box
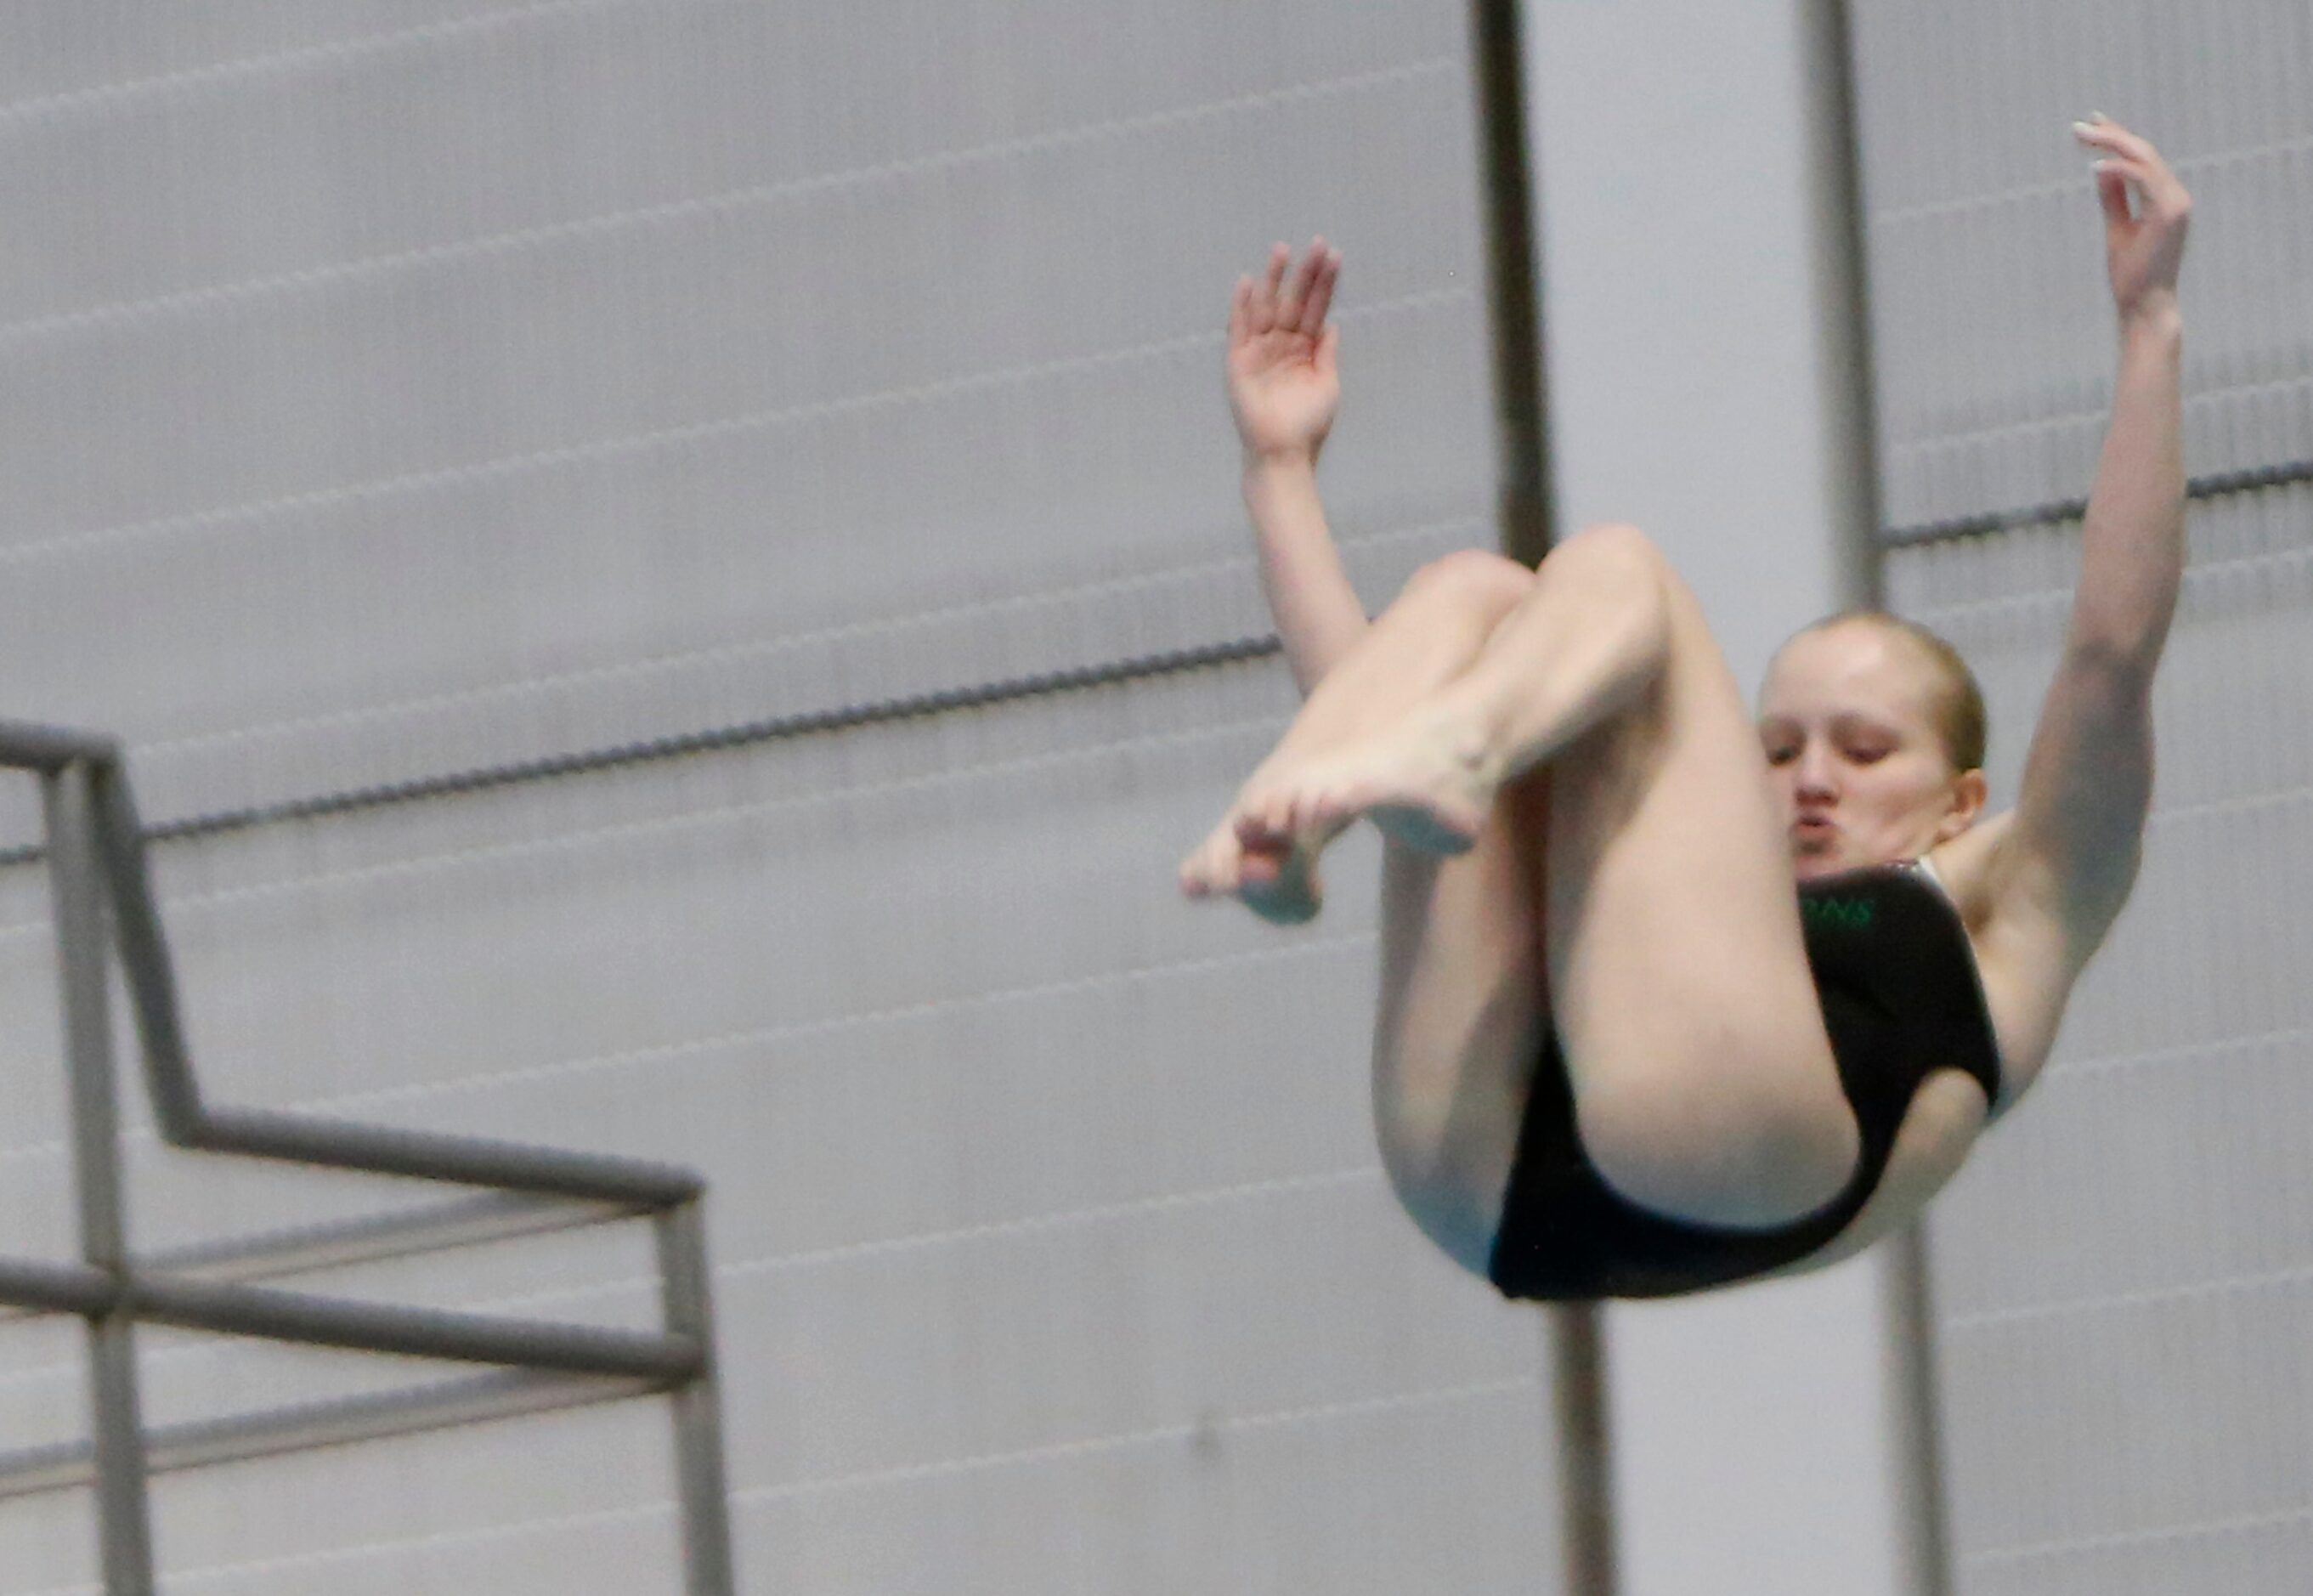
[1926,810,2096,1105]
[1920,812,2014,931]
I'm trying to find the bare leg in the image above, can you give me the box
[1292,524,1861,1231]
[1178,550,1534,920]
[1368,769,1553,1275]
[1547,535,1858,1223]
[1173,546,1559,1269]
[1278,524,1682,852]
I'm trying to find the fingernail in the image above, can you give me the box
[2089,110,2109,122]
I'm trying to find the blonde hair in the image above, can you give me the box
[1794,610,1987,773]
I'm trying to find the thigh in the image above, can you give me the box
[1370,772,1551,1276]
[1545,569,1858,1228]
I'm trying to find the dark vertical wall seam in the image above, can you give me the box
[1818,2,1957,1591]
[1469,0,1558,569]
[1468,7,1615,1594]
[1811,0,1889,607]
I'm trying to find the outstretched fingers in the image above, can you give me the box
[1286,239,1337,336]
[1248,242,1291,335]
[1309,249,1343,336]
[1236,238,1339,342]
[2092,161,2137,230]
[2073,113,2159,169]
[2069,112,2191,320]
[2073,116,2190,219]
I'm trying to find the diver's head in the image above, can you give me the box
[1759,612,1988,879]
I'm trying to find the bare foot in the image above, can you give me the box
[1179,814,1324,925]
[1284,709,1498,854]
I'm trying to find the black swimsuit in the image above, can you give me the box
[1486,862,2005,1301]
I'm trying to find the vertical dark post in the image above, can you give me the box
[1885,1228,1957,1595]
[88,762,206,1142]
[46,763,157,1594]
[658,1203,737,1596]
[1468,0,1557,569]
[1548,1302,1618,1596]
[1809,3,1954,1588]
[1468,3,1615,1591]
[1808,0,1894,618]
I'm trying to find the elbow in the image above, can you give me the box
[2062,620,2167,697]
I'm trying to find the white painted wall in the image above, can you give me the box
[1518,1,1917,1592]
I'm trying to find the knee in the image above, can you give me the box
[1537,523,1673,684]
[1547,522,1671,594]
[1398,547,1535,614]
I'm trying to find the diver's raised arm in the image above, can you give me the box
[1229,240,1367,694]
[2058,116,2191,676]
[1995,116,2190,950]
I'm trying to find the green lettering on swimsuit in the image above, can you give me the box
[1801,895,1875,931]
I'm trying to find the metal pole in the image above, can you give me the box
[188,1106,702,1207]
[125,1276,702,1380]
[1885,1226,1957,1595]
[25,743,739,1595]
[0,1370,673,1499]
[0,722,122,772]
[658,1203,737,1596]
[86,759,204,1140]
[90,765,700,1207]
[124,1192,641,1287]
[45,763,157,1594]
[1548,1305,1618,1595]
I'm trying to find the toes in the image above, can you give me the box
[1206,843,1242,894]
[1239,844,1322,925]
[1233,790,1294,849]
[1188,818,1327,924]
[1179,827,1244,898]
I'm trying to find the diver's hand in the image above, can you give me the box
[2073,115,2190,330]
[1228,240,1343,467]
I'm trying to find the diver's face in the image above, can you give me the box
[1758,623,1982,880]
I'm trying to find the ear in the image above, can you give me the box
[1937,768,1989,840]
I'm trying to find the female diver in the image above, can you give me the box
[1179,116,2191,1299]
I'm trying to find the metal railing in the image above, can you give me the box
[0,723,735,1594]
